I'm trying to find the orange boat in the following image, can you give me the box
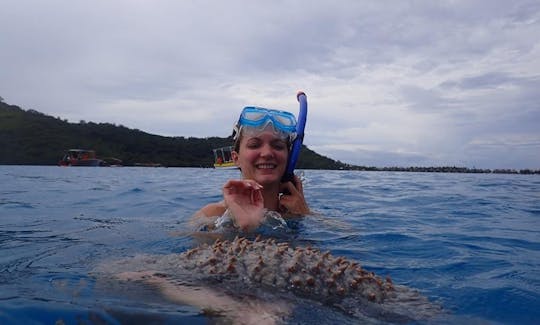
[59,149,108,167]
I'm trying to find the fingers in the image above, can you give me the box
[223,179,264,210]
[223,179,263,194]
[279,175,309,215]
[223,179,263,190]
[251,187,264,205]
[293,174,304,192]
[280,175,304,195]
[279,181,297,194]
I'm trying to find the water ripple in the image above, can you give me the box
[0,167,539,324]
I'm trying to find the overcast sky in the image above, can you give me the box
[1,0,539,169]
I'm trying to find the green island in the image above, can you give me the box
[1,98,538,174]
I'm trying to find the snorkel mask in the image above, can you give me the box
[232,106,298,143]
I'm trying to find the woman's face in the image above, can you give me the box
[232,131,289,185]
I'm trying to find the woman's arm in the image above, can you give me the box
[197,201,228,218]
[189,201,227,231]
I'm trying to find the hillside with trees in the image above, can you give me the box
[0,99,345,169]
[1,99,537,174]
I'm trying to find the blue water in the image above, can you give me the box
[0,166,539,324]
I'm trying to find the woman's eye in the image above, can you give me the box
[246,140,261,149]
[272,141,287,150]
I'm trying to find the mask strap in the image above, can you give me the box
[232,123,241,141]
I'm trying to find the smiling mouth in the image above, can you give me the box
[256,163,277,169]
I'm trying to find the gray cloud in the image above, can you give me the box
[1,0,539,169]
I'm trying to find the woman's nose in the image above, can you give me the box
[259,144,274,158]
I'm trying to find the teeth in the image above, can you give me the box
[256,164,275,169]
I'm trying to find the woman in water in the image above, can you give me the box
[107,106,312,323]
[195,106,310,231]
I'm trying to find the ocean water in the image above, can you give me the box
[0,166,539,324]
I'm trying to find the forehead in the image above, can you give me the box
[242,130,287,142]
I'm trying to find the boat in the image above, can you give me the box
[59,149,109,167]
[213,146,237,169]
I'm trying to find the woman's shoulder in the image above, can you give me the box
[198,201,227,218]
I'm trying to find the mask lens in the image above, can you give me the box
[242,109,268,123]
[241,124,293,141]
[273,113,296,128]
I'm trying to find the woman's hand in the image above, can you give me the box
[279,175,310,216]
[222,179,265,231]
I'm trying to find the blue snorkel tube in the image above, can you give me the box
[282,91,308,183]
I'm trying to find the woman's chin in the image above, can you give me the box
[254,171,282,184]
